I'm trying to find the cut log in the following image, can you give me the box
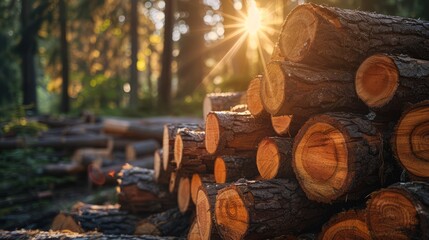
[366,182,429,240]
[271,43,285,62]
[191,174,215,204]
[103,119,164,141]
[203,92,246,119]
[117,166,175,214]
[261,60,366,117]
[271,115,305,137]
[174,129,209,168]
[256,137,294,180]
[72,147,112,165]
[356,54,429,114]
[177,177,192,213]
[392,101,429,180]
[0,134,110,149]
[51,203,139,235]
[319,209,371,240]
[163,123,203,171]
[135,208,191,236]
[125,140,160,161]
[230,104,248,113]
[278,3,429,69]
[214,156,258,183]
[188,219,202,240]
[196,183,227,240]
[154,149,170,185]
[214,179,329,240]
[292,112,383,203]
[205,111,275,155]
[246,76,269,119]
[169,171,179,193]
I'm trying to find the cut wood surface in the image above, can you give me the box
[191,174,215,204]
[214,179,329,240]
[154,149,170,185]
[205,111,275,155]
[271,115,305,137]
[0,134,110,149]
[278,3,429,69]
[125,140,160,161]
[356,54,429,114]
[214,156,258,183]
[366,182,429,240]
[203,92,246,119]
[188,219,203,240]
[196,183,227,240]
[319,209,371,240]
[135,208,190,236]
[392,101,429,180]
[103,119,164,141]
[174,129,209,167]
[293,113,383,203]
[246,76,269,119]
[256,137,294,180]
[261,60,366,117]
[177,177,192,213]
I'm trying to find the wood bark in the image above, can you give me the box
[103,119,163,141]
[126,140,160,161]
[392,101,429,180]
[278,3,429,69]
[169,171,179,193]
[117,166,175,214]
[205,111,275,155]
[191,174,215,204]
[214,179,329,240]
[356,54,429,115]
[0,134,110,149]
[214,156,259,183]
[256,137,294,180]
[246,76,269,119]
[292,112,384,203]
[270,115,306,137]
[174,129,209,167]
[154,149,171,185]
[366,181,429,240]
[319,209,371,240]
[261,60,366,117]
[229,104,248,113]
[135,208,191,236]
[203,92,246,119]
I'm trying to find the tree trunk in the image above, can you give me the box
[366,182,429,240]
[59,0,70,113]
[392,100,429,180]
[191,173,215,204]
[203,92,246,119]
[261,60,366,117]
[214,179,330,240]
[129,0,139,109]
[214,156,258,183]
[356,54,429,116]
[135,208,191,236]
[125,140,160,161]
[205,111,275,155]
[292,112,384,203]
[177,177,192,213]
[256,137,294,180]
[103,119,164,141]
[278,3,429,69]
[246,76,269,119]
[319,209,371,240]
[154,149,171,185]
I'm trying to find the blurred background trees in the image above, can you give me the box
[0,0,428,117]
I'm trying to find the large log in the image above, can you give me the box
[154,149,171,185]
[366,182,429,240]
[246,76,269,119]
[126,140,160,161]
[319,209,371,240]
[356,54,429,115]
[135,208,191,236]
[177,177,192,213]
[203,92,246,119]
[278,3,429,69]
[0,134,110,149]
[103,119,164,141]
[392,101,429,180]
[205,111,275,155]
[214,156,258,183]
[256,137,294,180]
[191,174,215,204]
[214,179,329,240]
[261,60,366,117]
[292,113,383,203]
[188,219,202,240]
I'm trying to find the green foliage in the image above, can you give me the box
[0,105,48,137]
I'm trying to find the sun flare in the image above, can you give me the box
[244,1,262,36]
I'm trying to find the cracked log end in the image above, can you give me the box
[205,113,220,154]
[256,138,281,180]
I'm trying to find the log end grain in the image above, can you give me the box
[177,177,191,213]
[356,54,399,108]
[246,76,266,118]
[261,62,286,115]
[162,125,170,171]
[205,113,220,155]
[174,134,184,167]
[196,189,213,240]
[256,138,281,180]
[214,157,227,184]
[320,210,371,240]
[188,220,202,240]
[271,115,292,136]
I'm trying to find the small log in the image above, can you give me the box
[154,149,170,185]
[43,162,86,175]
[246,76,269,119]
[261,61,366,117]
[256,137,294,180]
[174,129,209,168]
[319,209,371,240]
[292,112,383,203]
[125,139,160,161]
[278,3,429,69]
[103,119,164,141]
[177,177,192,213]
[169,171,179,193]
[203,92,246,119]
[271,115,305,137]
[191,174,215,204]
[205,111,275,155]
[196,183,227,240]
[366,182,429,240]
[356,54,429,114]
[392,101,429,180]
[214,179,329,240]
[135,208,191,236]
[0,134,110,149]
[214,156,258,183]
[188,219,202,240]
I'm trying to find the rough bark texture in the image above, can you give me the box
[366,182,429,240]
[175,129,210,166]
[319,209,371,240]
[214,179,329,240]
[261,60,366,117]
[292,112,384,203]
[214,156,259,183]
[126,140,160,161]
[256,137,294,180]
[103,119,163,141]
[246,76,269,119]
[203,92,246,119]
[135,208,191,236]
[205,111,275,155]
[278,3,429,70]
[154,149,171,185]
[270,115,306,137]
[0,134,109,149]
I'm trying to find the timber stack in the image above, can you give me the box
[3,3,429,240]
